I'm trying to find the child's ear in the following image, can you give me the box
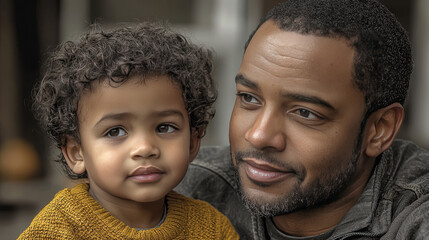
[364,103,404,158]
[189,127,205,162]
[61,136,86,174]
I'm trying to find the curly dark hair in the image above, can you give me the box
[245,0,413,117]
[33,22,216,179]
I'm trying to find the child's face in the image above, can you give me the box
[66,75,199,205]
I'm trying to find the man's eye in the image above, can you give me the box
[106,127,127,137]
[296,109,318,120]
[157,124,177,134]
[238,93,260,104]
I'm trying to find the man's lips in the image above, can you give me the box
[242,158,293,184]
[129,166,164,183]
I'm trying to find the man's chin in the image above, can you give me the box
[235,167,302,216]
[241,191,290,217]
[239,184,303,217]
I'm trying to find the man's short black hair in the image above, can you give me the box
[245,0,412,116]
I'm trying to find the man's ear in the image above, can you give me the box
[189,127,205,162]
[364,103,404,158]
[61,136,86,174]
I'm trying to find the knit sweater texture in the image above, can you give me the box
[18,183,238,239]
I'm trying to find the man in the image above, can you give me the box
[176,0,429,239]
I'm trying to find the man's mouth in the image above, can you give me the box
[241,158,294,185]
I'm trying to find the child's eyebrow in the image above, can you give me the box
[94,112,134,127]
[94,110,185,127]
[151,110,186,119]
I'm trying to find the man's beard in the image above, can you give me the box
[233,135,363,217]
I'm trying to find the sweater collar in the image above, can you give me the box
[70,184,188,238]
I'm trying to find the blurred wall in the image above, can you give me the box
[409,0,429,148]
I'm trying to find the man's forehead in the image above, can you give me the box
[255,21,312,49]
[239,19,359,103]
[250,20,352,52]
[244,21,355,71]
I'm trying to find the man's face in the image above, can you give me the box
[229,20,370,216]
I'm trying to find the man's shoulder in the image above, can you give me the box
[390,139,429,195]
[377,139,429,239]
[192,145,232,168]
[176,146,254,239]
[177,145,238,194]
[189,145,238,188]
[391,139,429,163]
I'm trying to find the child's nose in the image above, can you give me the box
[130,137,160,160]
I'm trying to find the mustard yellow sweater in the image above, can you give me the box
[18,183,238,239]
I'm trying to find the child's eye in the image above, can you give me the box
[157,124,177,134]
[106,127,127,137]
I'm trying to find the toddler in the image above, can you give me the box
[19,22,238,239]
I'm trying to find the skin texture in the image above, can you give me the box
[62,75,200,229]
[229,20,379,236]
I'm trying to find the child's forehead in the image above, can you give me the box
[79,74,185,109]
[76,74,188,127]
[76,74,190,129]
[87,73,181,91]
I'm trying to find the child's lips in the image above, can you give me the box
[129,166,165,183]
[130,166,164,175]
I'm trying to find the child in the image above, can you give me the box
[19,22,238,239]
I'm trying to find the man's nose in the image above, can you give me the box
[244,109,286,151]
[130,135,160,160]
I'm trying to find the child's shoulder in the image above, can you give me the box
[33,183,87,214]
[166,191,239,239]
[33,184,84,217]
[167,191,230,223]
[17,184,87,239]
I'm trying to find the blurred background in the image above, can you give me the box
[0,0,428,238]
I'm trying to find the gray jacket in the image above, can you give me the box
[175,139,429,239]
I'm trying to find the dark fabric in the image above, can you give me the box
[175,139,429,239]
[266,217,334,240]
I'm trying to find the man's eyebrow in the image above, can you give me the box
[235,74,259,90]
[235,74,334,110]
[284,93,335,111]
